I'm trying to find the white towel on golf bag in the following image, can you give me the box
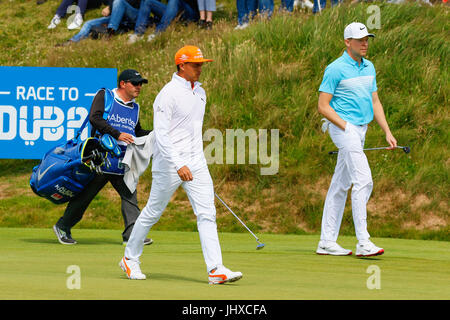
[122,132,155,193]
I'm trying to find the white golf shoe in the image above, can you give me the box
[356,241,384,257]
[208,265,243,284]
[316,241,352,256]
[234,22,249,30]
[147,33,157,42]
[127,33,143,44]
[48,15,61,29]
[119,257,146,280]
[67,13,83,30]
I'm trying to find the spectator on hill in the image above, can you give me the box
[104,0,142,36]
[48,0,108,30]
[235,0,257,30]
[312,0,341,14]
[128,0,199,43]
[127,0,167,43]
[258,0,295,20]
[294,0,313,9]
[197,0,216,29]
[57,0,160,46]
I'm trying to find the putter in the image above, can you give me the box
[214,192,265,250]
[328,146,410,155]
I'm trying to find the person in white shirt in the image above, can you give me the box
[119,45,243,284]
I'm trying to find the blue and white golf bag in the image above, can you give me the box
[30,114,121,205]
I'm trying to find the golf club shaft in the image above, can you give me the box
[329,146,408,154]
[214,193,260,242]
[365,146,407,151]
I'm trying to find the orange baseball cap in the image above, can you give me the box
[175,45,213,65]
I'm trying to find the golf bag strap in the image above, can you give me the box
[74,113,90,141]
[94,88,115,137]
[103,88,114,119]
[75,88,114,141]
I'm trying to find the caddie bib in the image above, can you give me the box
[102,90,139,174]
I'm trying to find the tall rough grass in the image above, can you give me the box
[0,1,448,240]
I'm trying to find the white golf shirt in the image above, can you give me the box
[152,72,208,173]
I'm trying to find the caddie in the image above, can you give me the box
[316,22,397,257]
[119,45,243,284]
[53,69,153,246]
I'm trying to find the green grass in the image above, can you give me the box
[0,2,448,240]
[1,227,449,300]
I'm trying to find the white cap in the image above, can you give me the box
[344,22,375,39]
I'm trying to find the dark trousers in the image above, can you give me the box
[56,0,88,17]
[56,173,141,241]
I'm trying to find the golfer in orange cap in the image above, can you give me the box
[120,45,243,285]
[173,45,213,89]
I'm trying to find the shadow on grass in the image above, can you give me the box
[20,237,121,245]
[116,272,207,284]
[20,238,56,244]
[147,272,216,285]
[354,256,385,261]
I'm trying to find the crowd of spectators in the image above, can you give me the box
[38,0,440,47]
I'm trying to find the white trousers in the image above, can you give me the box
[124,166,223,272]
[320,122,373,242]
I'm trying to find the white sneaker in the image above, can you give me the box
[48,15,61,29]
[356,241,384,257]
[127,33,143,44]
[147,33,157,42]
[119,257,146,280]
[303,0,314,9]
[234,22,249,30]
[316,241,352,256]
[208,265,243,284]
[67,13,83,30]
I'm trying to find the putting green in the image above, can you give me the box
[0,227,449,300]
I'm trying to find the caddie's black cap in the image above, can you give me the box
[118,69,148,84]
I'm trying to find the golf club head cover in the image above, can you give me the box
[100,134,122,157]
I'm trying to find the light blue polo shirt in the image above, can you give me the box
[319,51,378,125]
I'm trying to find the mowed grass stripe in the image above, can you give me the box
[0,228,449,300]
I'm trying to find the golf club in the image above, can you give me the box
[328,145,410,155]
[214,192,265,250]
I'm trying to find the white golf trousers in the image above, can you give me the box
[320,122,373,242]
[124,166,223,272]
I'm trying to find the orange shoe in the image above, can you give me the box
[208,265,243,284]
[119,257,146,280]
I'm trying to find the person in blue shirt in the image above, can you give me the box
[316,22,397,257]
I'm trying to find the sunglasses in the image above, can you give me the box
[125,80,144,86]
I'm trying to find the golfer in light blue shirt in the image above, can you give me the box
[319,50,378,125]
[316,22,397,258]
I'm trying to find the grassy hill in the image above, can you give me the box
[0,1,448,240]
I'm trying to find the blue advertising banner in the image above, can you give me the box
[0,66,117,159]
